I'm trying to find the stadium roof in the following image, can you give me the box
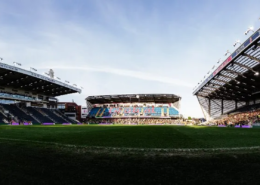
[86,94,181,104]
[0,62,81,96]
[193,28,260,102]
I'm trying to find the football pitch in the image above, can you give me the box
[1,125,260,184]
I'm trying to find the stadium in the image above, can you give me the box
[194,27,260,127]
[0,62,82,125]
[2,2,260,184]
[86,93,182,124]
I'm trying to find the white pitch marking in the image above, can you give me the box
[0,137,260,152]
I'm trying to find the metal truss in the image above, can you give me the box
[197,95,247,120]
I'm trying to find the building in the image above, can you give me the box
[0,61,82,125]
[86,94,181,124]
[193,28,260,120]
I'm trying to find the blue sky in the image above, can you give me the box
[0,0,259,117]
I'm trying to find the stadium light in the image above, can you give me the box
[44,72,50,76]
[224,50,230,56]
[245,27,254,35]
[73,84,77,87]
[13,62,22,66]
[0,57,3,61]
[233,40,241,47]
[56,77,61,80]
[30,67,37,72]
[217,58,222,64]
[65,80,70,83]
[80,86,84,89]
[254,72,259,76]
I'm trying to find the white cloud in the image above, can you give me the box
[39,65,193,88]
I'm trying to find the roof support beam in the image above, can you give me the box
[214,78,230,84]
[243,53,260,63]
[219,74,236,80]
[209,81,222,87]
[223,69,247,78]
[205,85,219,90]
[233,62,257,73]
[203,86,216,91]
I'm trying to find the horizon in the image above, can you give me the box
[0,0,260,117]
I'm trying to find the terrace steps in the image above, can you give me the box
[99,108,105,117]
[161,108,164,117]
[95,108,101,117]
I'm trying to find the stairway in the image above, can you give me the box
[26,107,53,123]
[54,110,78,124]
[0,105,19,122]
[17,105,41,124]
[99,108,105,117]
[120,108,124,116]
[53,110,71,123]
[95,108,101,117]
[161,108,164,117]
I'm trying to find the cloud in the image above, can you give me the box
[39,65,193,88]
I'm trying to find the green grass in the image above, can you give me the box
[1,125,260,149]
[2,125,260,184]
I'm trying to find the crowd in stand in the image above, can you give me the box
[215,109,260,126]
[87,109,260,126]
[86,118,187,125]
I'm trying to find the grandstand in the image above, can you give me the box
[86,94,181,124]
[193,28,260,122]
[0,62,82,125]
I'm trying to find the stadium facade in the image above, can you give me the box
[86,94,181,124]
[194,28,260,121]
[0,61,82,125]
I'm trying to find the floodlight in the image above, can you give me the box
[224,50,230,56]
[217,58,222,63]
[30,67,37,72]
[245,27,254,35]
[255,72,259,76]
[233,40,241,47]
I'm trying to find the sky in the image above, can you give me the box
[0,0,259,117]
